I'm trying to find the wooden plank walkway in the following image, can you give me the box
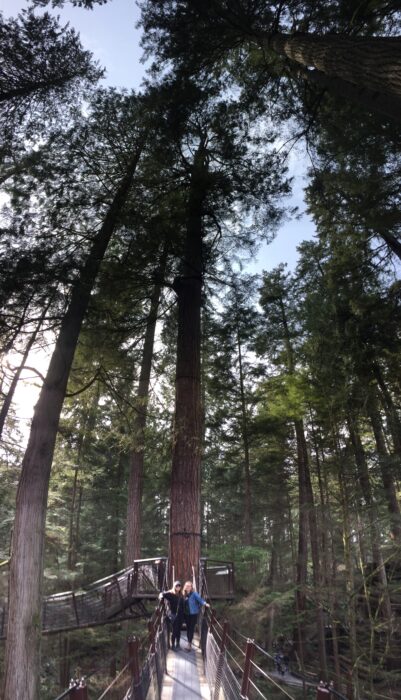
[162,632,210,700]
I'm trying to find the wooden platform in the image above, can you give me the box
[162,633,210,700]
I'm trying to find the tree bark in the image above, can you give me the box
[169,140,207,584]
[2,145,143,700]
[284,61,401,124]
[125,261,165,564]
[266,32,401,97]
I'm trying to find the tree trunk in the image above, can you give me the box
[367,391,401,541]
[374,365,401,454]
[294,418,308,672]
[236,323,253,546]
[2,146,143,700]
[265,32,401,101]
[337,450,359,700]
[347,415,393,628]
[279,297,327,678]
[67,389,99,571]
[169,141,207,584]
[125,256,166,565]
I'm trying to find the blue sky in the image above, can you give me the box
[3,0,316,274]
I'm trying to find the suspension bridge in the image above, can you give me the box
[0,557,346,699]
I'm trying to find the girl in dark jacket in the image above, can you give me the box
[159,581,184,649]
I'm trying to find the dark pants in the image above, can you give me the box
[168,615,183,647]
[184,614,198,644]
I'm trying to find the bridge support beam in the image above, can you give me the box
[240,639,255,699]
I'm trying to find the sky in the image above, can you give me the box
[2,0,316,437]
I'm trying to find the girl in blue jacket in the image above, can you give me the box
[182,580,210,651]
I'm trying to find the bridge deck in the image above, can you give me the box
[162,632,209,700]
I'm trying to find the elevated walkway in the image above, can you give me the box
[0,557,234,639]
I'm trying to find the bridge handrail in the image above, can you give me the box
[47,557,167,598]
[199,565,348,700]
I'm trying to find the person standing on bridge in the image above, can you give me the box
[183,581,210,652]
[159,581,184,649]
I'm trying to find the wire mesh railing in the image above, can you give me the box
[50,557,349,700]
[198,565,348,700]
[0,557,167,640]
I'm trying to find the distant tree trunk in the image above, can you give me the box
[347,415,393,627]
[317,437,343,693]
[263,32,401,122]
[367,391,401,541]
[337,451,359,699]
[0,302,49,439]
[279,297,327,678]
[2,145,143,700]
[111,452,125,573]
[267,517,280,588]
[236,323,253,546]
[58,634,70,690]
[125,256,166,565]
[169,140,207,584]
[374,366,401,454]
[68,390,99,571]
[294,418,308,671]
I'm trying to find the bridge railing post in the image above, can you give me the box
[69,678,87,699]
[316,681,331,700]
[128,636,141,684]
[128,635,144,700]
[240,639,255,699]
[213,620,229,700]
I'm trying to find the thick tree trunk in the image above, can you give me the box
[0,303,49,439]
[367,392,401,541]
[169,142,207,584]
[2,146,143,700]
[266,32,401,97]
[261,32,401,122]
[125,260,165,565]
[299,65,401,123]
[236,324,253,546]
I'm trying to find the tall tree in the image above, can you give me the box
[2,91,147,700]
